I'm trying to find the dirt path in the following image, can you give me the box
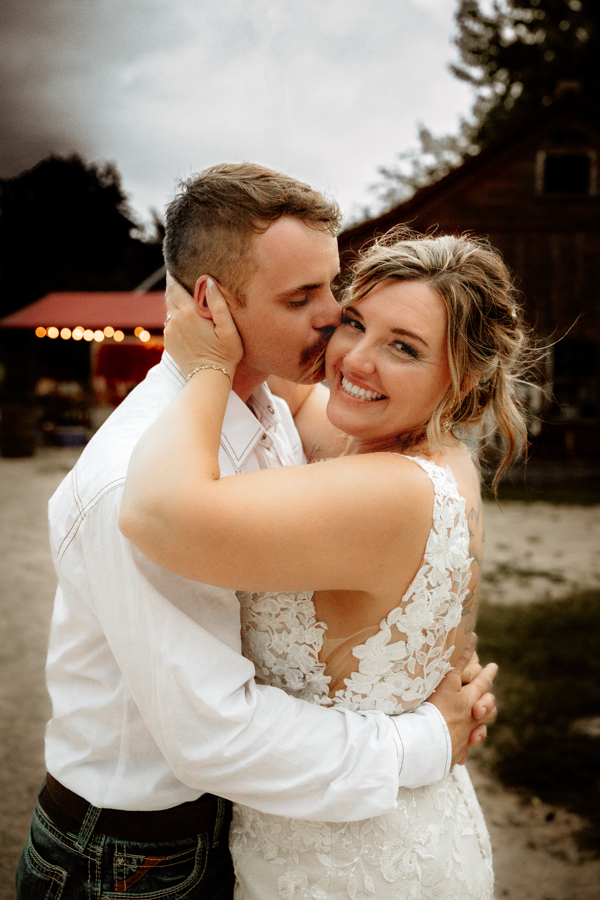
[1,447,599,899]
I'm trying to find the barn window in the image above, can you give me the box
[537,150,597,195]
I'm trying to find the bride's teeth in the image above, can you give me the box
[341,376,383,401]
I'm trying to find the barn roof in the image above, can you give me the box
[0,291,166,330]
[339,91,600,253]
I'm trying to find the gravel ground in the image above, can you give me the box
[1,446,599,900]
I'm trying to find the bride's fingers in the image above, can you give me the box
[205,279,244,362]
[205,278,232,322]
[165,272,194,315]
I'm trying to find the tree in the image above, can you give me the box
[370,121,480,212]
[453,0,600,146]
[0,155,164,318]
[372,0,599,211]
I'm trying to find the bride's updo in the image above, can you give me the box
[341,227,532,485]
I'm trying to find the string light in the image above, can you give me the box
[32,325,157,343]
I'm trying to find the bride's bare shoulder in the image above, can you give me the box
[317,451,436,522]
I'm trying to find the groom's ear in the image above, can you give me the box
[192,276,214,320]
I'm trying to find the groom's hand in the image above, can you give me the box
[427,636,498,768]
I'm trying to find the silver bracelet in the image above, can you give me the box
[185,364,233,385]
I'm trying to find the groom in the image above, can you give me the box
[17,163,497,899]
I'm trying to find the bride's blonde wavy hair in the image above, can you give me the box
[339,227,532,487]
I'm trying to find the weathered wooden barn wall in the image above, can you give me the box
[339,93,600,461]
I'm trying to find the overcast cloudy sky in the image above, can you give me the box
[0,0,477,226]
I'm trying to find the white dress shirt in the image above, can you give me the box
[44,352,450,821]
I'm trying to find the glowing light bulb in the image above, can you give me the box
[139,330,151,343]
[103,326,115,338]
[83,330,94,342]
[35,326,46,338]
[72,328,84,341]
[93,330,104,342]
[60,328,72,340]
[47,326,59,339]
[134,326,144,337]
[113,330,124,342]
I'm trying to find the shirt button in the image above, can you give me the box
[260,433,268,442]
[267,406,274,414]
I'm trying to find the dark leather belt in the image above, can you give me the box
[39,772,228,842]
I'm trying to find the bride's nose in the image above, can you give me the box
[343,342,376,376]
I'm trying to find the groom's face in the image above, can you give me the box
[229,217,341,383]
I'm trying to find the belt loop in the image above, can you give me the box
[74,802,102,852]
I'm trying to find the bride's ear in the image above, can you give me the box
[193,276,215,320]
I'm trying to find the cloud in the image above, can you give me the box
[0,0,474,223]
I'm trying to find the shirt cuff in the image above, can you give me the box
[391,702,452,789]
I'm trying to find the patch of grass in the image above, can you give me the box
[476,591,600,853]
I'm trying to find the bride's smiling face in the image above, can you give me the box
[325,279,452,451]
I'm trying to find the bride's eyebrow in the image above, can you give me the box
[344,305,430,349]
[390,327,429,349]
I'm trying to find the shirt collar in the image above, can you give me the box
[159,352,278,470]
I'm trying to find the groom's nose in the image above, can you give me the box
[312,289,341,332]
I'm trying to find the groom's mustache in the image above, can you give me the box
[300,326,335,366]
[299,326,336,380]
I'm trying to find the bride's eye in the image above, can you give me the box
[393,340,419,359]
[340,313,363,331]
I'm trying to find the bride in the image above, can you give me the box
[120,230,527,899]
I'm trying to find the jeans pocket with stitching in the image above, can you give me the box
[16,834,68,900]
[103,836,208,897]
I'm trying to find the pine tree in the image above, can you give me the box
[453,0,599,146]
[372,0,599,211]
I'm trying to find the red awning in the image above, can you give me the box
[0,292,167,330]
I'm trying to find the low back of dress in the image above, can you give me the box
[233,457,493,900]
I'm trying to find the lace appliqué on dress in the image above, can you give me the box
[233,458,493,900]
[236,590,331,706]
[330,458,470,715]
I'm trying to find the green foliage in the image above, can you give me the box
[371,121,480,211]
[372,0,600,210]
[0,154,164,317]
[453,0,600,145]
[476,591,600,851]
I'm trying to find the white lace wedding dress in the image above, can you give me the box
[231,457,494,900]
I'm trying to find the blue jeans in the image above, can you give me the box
[16,790,235,899]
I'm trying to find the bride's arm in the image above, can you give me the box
[120,282,433,594]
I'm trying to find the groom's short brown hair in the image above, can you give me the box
[163,163,341,305]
